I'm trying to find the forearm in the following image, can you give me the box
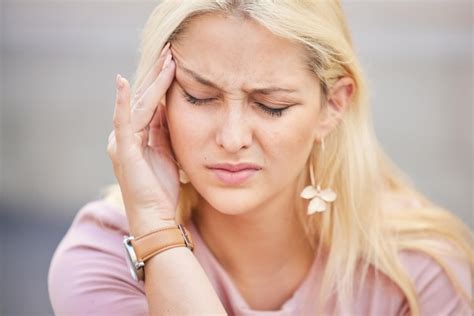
[144,246,228,315]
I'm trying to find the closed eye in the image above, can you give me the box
[255,102,289,117]
[181,91,290,117]
[182,91,215,105]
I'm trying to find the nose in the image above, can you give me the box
[215,103,253,153]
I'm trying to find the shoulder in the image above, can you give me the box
[48,200,149,315]
[377,191,472,314]
[50,199,130,258]
[396,242,472,315]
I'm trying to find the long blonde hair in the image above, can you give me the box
[103,1,473,314]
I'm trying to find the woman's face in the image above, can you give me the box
[166,13,324,215]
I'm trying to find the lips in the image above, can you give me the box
[207,163,262,185]
[207,163,262,172]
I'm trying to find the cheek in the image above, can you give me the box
[165,88,210,164]
[256,113,316,182]
[259,113,316,156]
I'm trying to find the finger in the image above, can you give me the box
[150,101,169,130]
[130,54,175,132]
[107,130,116,158]
[113,74,134,155]
[139,127,149,148]
[107,131,122,177]
[108,130,115,143]
[148,103,173,152]
[137,42,170,92]
[133,42,170,101]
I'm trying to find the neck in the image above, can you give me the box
[191,174,315,308]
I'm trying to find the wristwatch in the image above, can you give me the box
[123,224,194,282]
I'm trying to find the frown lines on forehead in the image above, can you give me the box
[177,64,300,96]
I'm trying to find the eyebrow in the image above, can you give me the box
[177,64,299,95]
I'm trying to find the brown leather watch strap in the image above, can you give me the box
[131,224,194,262]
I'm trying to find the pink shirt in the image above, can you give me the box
[48,200,471,315]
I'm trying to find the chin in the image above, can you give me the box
[197,185,264,216]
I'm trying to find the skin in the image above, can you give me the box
[109,13,354,311]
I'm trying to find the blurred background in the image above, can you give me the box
[1,0,472,315]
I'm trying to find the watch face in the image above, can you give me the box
[123,236,144,281]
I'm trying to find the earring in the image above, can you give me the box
[175,161,190,184]
[178,169,190,184]
[300,138,337,215]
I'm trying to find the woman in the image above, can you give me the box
[48,1,473,315]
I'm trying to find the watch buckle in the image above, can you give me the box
[177,224,193,251]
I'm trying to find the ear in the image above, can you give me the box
[314,76,355,141]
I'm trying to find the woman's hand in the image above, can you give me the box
[107,43,179,235]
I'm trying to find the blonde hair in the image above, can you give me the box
[103,1,473,314]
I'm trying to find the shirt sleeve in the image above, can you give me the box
[397,247,472,316]
[47,202,150,316]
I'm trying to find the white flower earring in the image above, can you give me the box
[300,138,337,215]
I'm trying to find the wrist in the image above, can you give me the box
[129,215,177,237]
[123,222,194,282]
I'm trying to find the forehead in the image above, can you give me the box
[171,13,316,92]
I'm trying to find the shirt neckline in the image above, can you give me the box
[186,219,321,314]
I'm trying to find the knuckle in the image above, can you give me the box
[107,141,118,159]
[112,118,122,130]
[108,153,121,175]
[107,143,114,155]
[108,130,115,142]
[111,160,121,173]
[107,147,116,161]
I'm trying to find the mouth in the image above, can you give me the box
[209,168,260,185]
[206,163,262,185]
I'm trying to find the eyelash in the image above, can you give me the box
[182,91,289,117]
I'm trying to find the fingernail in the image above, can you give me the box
[116,74,123,90]
[162,53,172,70]
[160,42,170,57]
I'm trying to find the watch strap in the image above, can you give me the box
[131,224,194,262]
